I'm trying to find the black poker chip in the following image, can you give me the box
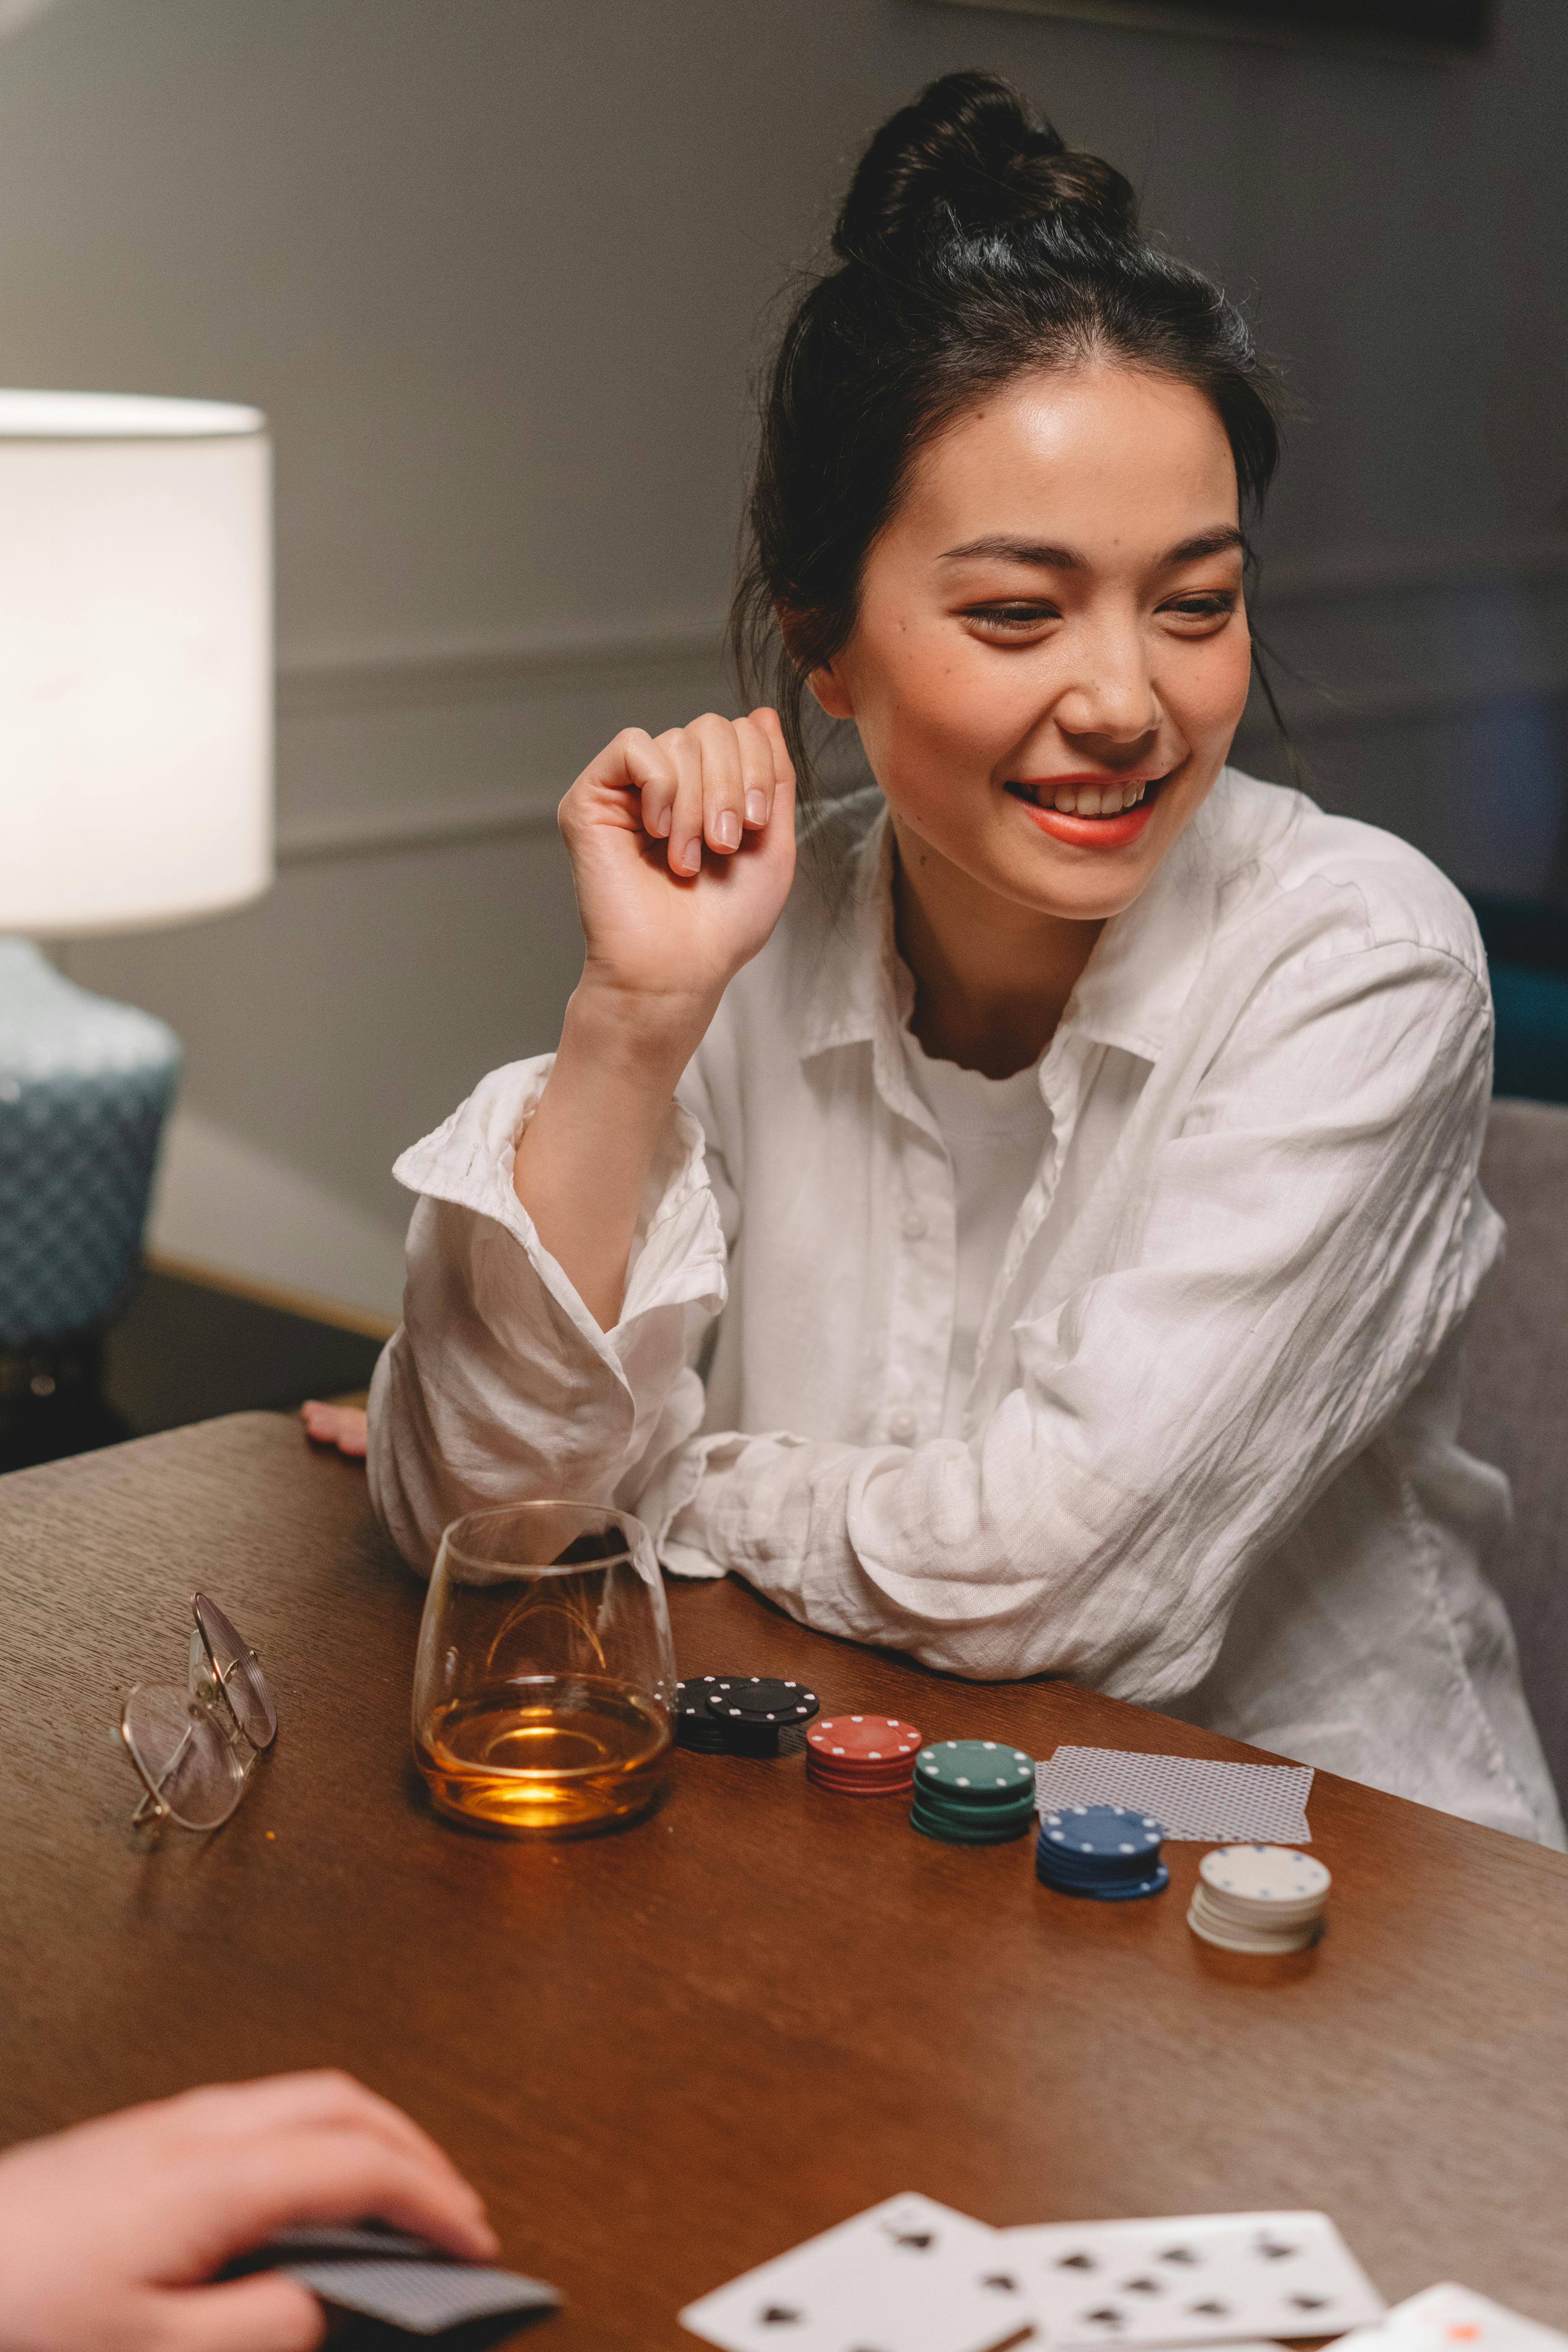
[674,1678,732,1752]
[703,1676,820,1728]
[675,1673,819,1759]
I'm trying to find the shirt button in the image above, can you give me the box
[901,1207,927,1240]
[888,1408,918,1443]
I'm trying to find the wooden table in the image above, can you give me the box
[3,1415,1566,2348]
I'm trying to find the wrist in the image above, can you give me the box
[564,976,716,1079]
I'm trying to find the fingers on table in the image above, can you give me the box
[298,1402,367,1458]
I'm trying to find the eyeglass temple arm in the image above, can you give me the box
[128,1719,197,1828]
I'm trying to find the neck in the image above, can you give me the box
[891,815,1104,1079]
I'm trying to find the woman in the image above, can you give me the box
[364,73,1562,1845]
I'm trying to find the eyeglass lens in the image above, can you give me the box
[193,1591,277,1749]
[122,1684,247,1831]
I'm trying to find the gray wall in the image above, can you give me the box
[4,0,1565,1317]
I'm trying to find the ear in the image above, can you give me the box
[777,600,856,722]
[806,662,855,721]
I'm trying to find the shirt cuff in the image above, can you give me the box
[392,1053,729,1384]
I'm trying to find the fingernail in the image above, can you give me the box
[675,839,701,874]
[656,807,672,838]
[714,811,741,851]
[744,791,768,827]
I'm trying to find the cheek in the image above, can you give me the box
[1164,629,1253,742]
[858,626,1029,774]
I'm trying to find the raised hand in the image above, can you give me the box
[512,707,798,1329]
[0,2070,496,2352]
[558,707,796,1028]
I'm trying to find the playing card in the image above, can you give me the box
[1337,2284,1568,2352]
[1002,2210,1383,2347]
[679,2191,1033,2352]
[1034,1751,1313,1844]
[278,2254,560,2334]
[229,2224,561,2336]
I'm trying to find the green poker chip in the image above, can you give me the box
[912,1781,1036,1826]
[914,1739,1035,1799]
[910,1799,1034,1846]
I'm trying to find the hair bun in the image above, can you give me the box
[833,70,1137,264]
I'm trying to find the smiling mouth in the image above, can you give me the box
[1005,770,1171,818]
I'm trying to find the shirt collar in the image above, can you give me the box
[796,773,1238,1071]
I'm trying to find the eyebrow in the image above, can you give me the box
[939,526,1245,569]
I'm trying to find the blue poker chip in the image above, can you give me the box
[1037,1804,1163,1855]
[1041,1863,1171,1902]
[1034,1804,1169,1903]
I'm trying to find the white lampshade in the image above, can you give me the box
[0,390,273,937]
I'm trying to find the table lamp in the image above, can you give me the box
[0,390,272,1457]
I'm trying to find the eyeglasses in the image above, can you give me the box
[120,1591,278,1831]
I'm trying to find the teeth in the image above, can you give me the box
[1032,778,1154,816]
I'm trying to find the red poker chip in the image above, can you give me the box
[808,1767,914,1796]
[807,1714,923,1762]
[808,1759,921,1787]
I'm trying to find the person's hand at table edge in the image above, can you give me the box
[0,2068,498,2352]
[300,1400,368,1459]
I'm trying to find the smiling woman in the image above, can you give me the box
[363,73,1564,1849]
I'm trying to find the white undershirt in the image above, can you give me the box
[900,1027,1052,1440]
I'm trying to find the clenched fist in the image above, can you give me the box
[558,707,796,1029]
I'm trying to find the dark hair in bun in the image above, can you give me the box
[731,71,1286,803]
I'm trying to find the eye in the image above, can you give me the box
[1160,592,1239,626]
[960,601,1061,636]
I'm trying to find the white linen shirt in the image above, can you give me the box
[369,770,1565,1848]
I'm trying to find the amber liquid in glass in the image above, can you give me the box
[416,1674,670,1837]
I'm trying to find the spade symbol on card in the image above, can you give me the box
[890,2231,935,2251]
[1160,2249,1201,2267]
[1059,2254,1099,2272]
[1288,2294,1332,2311]
[1124,2278,1164,2296]
[985,2274,1021,2294]
[760,2307,803,2325]
[1256,2238,1300,2262]
[1087,2309,1127,2328]
[1190,2300,1231,2317]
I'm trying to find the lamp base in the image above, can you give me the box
[0,937,182,1355]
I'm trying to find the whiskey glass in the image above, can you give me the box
[412,1501,676,1838]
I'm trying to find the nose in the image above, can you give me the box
[1050,609,1162,748]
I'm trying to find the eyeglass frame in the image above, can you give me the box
[120,1590,277,1831]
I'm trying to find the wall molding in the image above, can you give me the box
[277,618,724,720]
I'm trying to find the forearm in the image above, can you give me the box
[512,984,713,1328]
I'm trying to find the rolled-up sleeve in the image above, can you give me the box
[368,1055,729,1571]
[646,942,1498,1698]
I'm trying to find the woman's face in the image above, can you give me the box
[811,364,1253,925]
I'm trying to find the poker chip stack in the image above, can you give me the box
[806,1715,924,1797]
[909,1740,1037,1845]
[1187,1844,1330,1953]
[674,1675,820,1758]
[1035,1804,1169,1900]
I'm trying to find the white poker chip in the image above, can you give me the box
[1198,1844,1330,1905]
[1188,1844,1329,1955]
